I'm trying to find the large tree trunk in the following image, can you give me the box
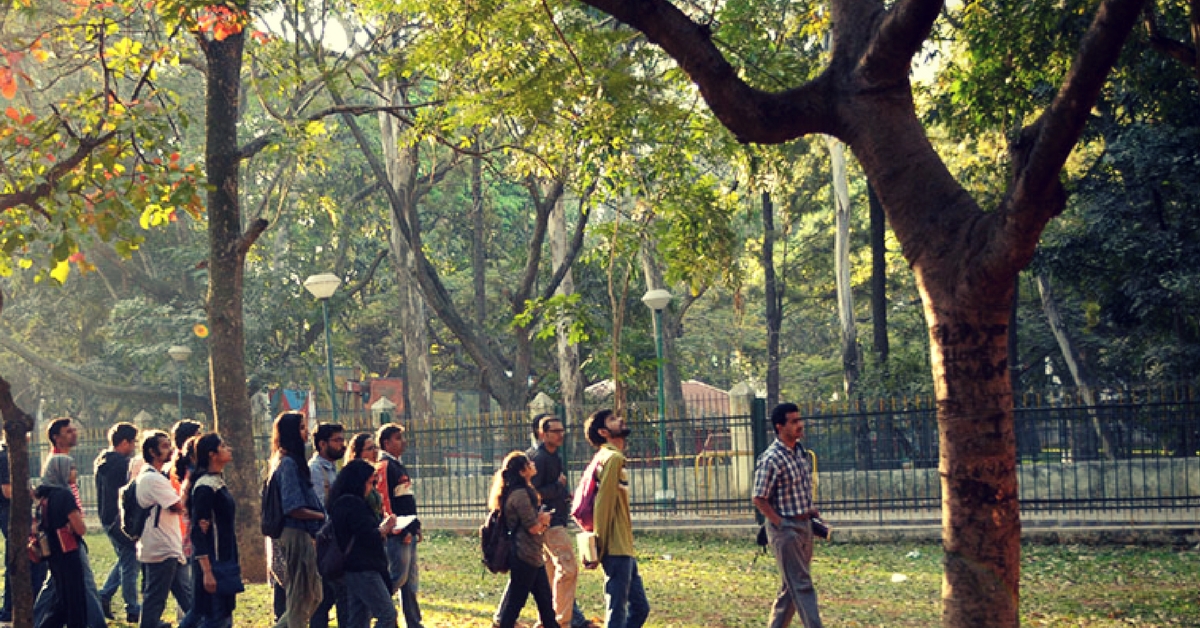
[0,377,36,626]
[377,81,434,422]
[762,190,782,410]
[828,137,860,395]
[204,27,267,583]
[550,196,585,428]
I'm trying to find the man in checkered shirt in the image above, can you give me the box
[752,402,825,628]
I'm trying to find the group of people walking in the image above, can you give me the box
[3,401,826,628]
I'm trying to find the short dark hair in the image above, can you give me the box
[770,403,800,433]
[108,422,138,448]
[141,430,170,463]
[47,417,72,446]
[531,413,557,438]
[171,420,203,450]
[584,409,612,447]
[313,423,344,449]
[376,423,404,449]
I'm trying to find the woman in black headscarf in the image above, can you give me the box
[35,454,88,628]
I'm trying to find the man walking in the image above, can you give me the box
[136,430,193,628]
[96,422,141,622]
[752,403,825,628]
[584,409,650,628]
[377,423,423,628]
[309,423,346,628]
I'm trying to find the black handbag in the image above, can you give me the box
[211,559,244,595]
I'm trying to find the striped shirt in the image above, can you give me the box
[752,438,815,517]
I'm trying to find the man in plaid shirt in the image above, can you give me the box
[752,403,825,628]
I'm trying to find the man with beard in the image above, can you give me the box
[583,409,649,628]
[308,423,346,628]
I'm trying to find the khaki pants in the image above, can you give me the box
[273,526,323,628]
[541,525,579,627]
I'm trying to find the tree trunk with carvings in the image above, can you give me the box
[576,0,1146,624]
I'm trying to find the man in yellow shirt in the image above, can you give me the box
[583,409,650,628]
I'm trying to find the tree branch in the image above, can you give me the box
[236,218,270,256]
[0,131,118,213]
[576,0,838,143]
[859,0,943,86]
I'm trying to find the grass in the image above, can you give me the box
[16,531,1200,627]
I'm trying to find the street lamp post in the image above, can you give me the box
[305,273,342,423]
[167,345,193,422]
[642,288,674,509]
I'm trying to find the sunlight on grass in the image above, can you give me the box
[16,531,1198,627]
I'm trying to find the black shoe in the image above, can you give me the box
[100,597,114,621]
[126,611,140,624]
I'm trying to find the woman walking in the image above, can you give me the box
[491,451,559,628]
[35,455,89,628]
[328,459,398,628]
[268,412,326,628]
[184,433,239,628]
[348,433,386,518]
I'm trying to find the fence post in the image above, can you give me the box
[729,382,758,498]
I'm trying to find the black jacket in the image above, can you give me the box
[527,444,569,527]
[94,450,130,528]
[330,494,389,583]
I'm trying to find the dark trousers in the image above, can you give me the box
[139,559,192,628]
[495,558,559,628]
[309,575,346,628]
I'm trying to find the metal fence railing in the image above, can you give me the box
[20,387,1200,525]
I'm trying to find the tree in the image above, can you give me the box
[572,0,1147,625]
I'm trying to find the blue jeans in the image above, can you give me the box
[384,535,422,628]
[34,543,107,628]
[99,524,141,616]
[341,571,397,628]
[140,559,192,628]
[599,555,649,628]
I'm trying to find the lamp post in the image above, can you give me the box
[305,273,342,423]
[641,288,674,509]
[167,345,192,421]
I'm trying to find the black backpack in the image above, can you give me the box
[479,507,513,574]
[119,474,160,541]
[315,516,354,580]
[260,473,285,539]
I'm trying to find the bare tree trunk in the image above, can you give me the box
[204,28,268,583]
[1036,271,1115,459]
[0,377,36,625]
[550,196,585,428]
[471,152,491,413]
[763,191,782,410]
[828,137,859,395]
[378,81,433,422]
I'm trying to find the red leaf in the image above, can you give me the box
[0,68,16,100]
[4,106,18,122]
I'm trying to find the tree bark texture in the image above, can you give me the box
[378,81,434,422]
[762,190,782,410]
[868,184,888,368]
[828,137,859,395]
[0,377,36,626]
[575,0,1147,624]
[550,196,585,428]
[203,29,267,583]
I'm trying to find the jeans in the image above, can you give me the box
[309,574,347,628]
[99,524,141,616]
[599,555,649,628]
[341,571,397,628]
[174,558,201,628]
[140,559,192,628]
[766,518,824,628]
[385,535,422,628]
[34,543,107,628]
[495,558,559,628]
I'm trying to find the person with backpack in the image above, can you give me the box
[183,433,239,628]
[33,455,90,628]
[135,430,193,628]
[583,409,650,628]
[490,451,559,628]
[327,459,397,628]
[375,423,422,628]
[95,422,141,623]
[269,412,326,628]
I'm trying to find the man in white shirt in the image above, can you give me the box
[136,430,193,628]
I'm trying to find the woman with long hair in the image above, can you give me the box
[34,455,89,628]
[184,433,238,628]
[328,459,398,628]
[170,427,203,628]
[348,433,386,518]
[268,412,326,628]
[490,451,559,628]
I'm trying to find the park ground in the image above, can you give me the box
[8,531,1199,627]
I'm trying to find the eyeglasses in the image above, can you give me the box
[545,429,566,434]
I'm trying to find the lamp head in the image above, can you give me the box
[641,288,672,311]
[304,273,342,299]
